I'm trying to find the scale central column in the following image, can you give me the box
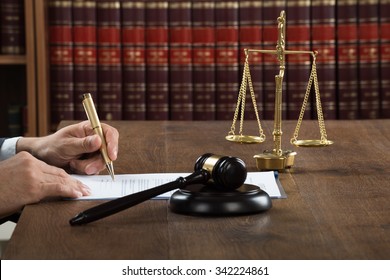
[273,74,283,156]
[253,11,296,170]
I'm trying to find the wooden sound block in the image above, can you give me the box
[169,183,272,216]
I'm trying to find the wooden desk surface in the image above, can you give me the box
[3,120,390,259]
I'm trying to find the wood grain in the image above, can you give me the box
[3,120,390,259]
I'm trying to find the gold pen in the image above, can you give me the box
[82,93,115,181]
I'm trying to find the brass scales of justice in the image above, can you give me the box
[226,11,333,170]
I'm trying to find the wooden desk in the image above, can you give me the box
[3,120,390,259]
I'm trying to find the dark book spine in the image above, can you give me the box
[215,1,239,120]
[145,1,169,120]
[285,0,311,120]
[336,0,359,119]
[168,1,193,120]
[48,0,74,131]
[7,104,22,136]
[192,1,216,120]
[121,0,146,120]
[0,0,25,54]
[262,1,286,120]
[311,0,337,120]
[96,0,122,120]
[357,0,380,119]
[72,0,97,120]
[238,0,263,120]
[379,0,390,118]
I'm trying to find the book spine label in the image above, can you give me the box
[169,1,193,120]
[379,0,390,118]
[145,1,169,120]
[73,0,97,120]
[358,0,380,119]
[48,0,74,131]
[97,0,122,120]
[215,1,239,120]
[262,1,286,120]
[238,0,263,121]
[311,0,337,120]
[0,0,25,54]
[337,0,359,119]
[192,1,216,120]
[286,0,311,120]
[122,1,146,120]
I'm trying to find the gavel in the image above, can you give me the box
[69,153,247,225]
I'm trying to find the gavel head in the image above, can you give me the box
[194,153,247,190]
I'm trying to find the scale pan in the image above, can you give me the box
[292,139,333,147]
[225,135,265,144]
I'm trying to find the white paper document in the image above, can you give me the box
[71,171,285,200]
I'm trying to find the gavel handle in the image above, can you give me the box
[69,170,210,225]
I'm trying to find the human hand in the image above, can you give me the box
[0,152,91,217]
[17,121,119,175]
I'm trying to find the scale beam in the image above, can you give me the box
[246,49,316,56]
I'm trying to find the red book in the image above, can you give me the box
[72,0,97,120]
[168,1,193,120]
[192,1,216,120]
[358,0,380,119]
[336,0,359,119]
[48,0,74,131]
[311,0,337,120]
[379,0,390,118]
[238,0,263,120]
[96,0,122,120]
[145,1,169,120]
[0,0,25,54]
[215,1,239,120]
[121,0,146,120]
[286,0,311,120]
[262,1,286,120]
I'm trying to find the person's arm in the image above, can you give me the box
[0,121,118,218]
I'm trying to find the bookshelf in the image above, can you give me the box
[0,0,49,137]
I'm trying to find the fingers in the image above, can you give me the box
[69,154,105,175]
[46,121,119,174]
[102,123,119,160]
[82,134,102,154]
[77,123,118,160]
[40,165,91,199]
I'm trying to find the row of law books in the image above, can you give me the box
[48,0,389,131]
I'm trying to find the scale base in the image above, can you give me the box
[254,150,297,170]
[169,183,272,216]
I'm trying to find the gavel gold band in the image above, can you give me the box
[202,155,221,174]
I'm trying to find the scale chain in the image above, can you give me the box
[291,53,329,144]
[228,55,248,136]
[291,61,313,144]
[313,62,328,143]
[246,56,265,141]
[228,52,265,142]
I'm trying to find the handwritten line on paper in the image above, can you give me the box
[71,171,286,200]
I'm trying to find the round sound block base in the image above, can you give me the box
[169,183,272,216]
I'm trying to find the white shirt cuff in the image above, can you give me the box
[0,137,22,161]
